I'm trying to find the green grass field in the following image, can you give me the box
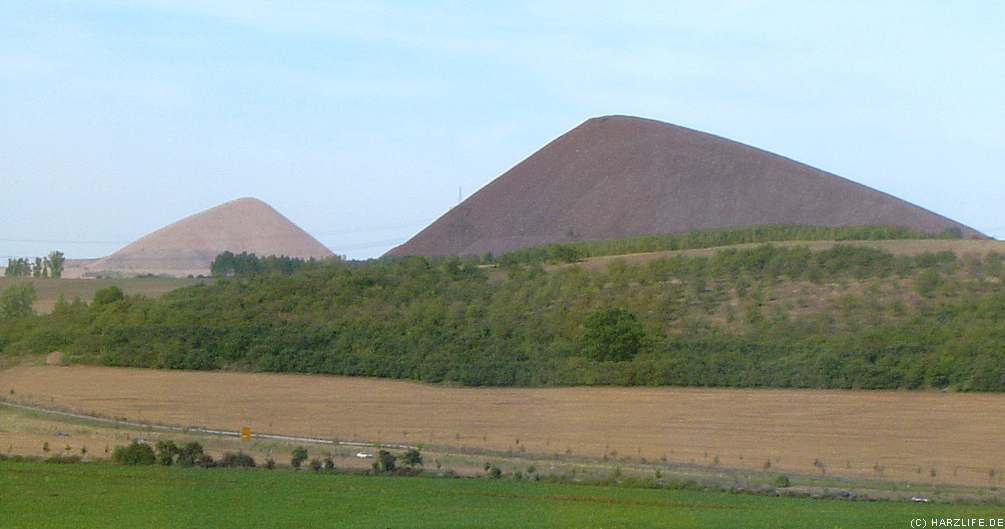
[2,461,1001,529]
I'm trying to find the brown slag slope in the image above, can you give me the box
[80,197,333,277]
[389,115,981,257]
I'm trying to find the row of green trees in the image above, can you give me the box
[110,439,423,475]
[210,251,337,277]
[113,440,253,468]
[4,251,65,278]
[1,228,1002,391]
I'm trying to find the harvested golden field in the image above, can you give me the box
[2,365,1004,487]
[0,277,205,313]
[0,405,405,474]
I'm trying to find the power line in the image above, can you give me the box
[0,216,438,247]
[325,237,408,253]
[0,238,127,245]
[1,235,411,258]
[313,217,435,236]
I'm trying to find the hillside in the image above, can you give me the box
[389,115,981,257]
[3,229,1004,391]
[66,197,333,277]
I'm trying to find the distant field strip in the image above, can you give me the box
[0,400,415,450]
[0,277,205,313]
[552,239,1005,272]
[3,365,1005,487]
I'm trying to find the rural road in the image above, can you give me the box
[0,399,417,451]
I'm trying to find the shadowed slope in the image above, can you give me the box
[81,198,333,276]
[389,115,981,257]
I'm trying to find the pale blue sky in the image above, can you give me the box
[2,1,1003,259]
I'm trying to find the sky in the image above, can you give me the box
[1,1,1003,260]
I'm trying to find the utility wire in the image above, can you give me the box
[0,216,436,246]
[313,217,435,236]
[326,237,409,253]
[0,238,128,245]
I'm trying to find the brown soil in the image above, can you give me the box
[44,352,64,366]
[3,365,1003,487]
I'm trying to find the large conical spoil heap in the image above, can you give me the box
[389,115,981,257]
[79,197,333,277]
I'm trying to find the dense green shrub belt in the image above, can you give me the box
[2,228,1002,391]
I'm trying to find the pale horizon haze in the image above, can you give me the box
[2,1,1003,260]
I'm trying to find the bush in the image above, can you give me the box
[582,308,645,362]
[487,465,502,479]
[112,441,156,465]
[218,452,256,468]
[155,440,179,466]
[92,286,125,306]
[401,448,423,468]
[176,442,206,468]
[309,458,322,472]
[372,450,396,474]
[0,283,36,320]
[291,447,308,469]
[773,475,791,488]
[195,454,216,468]
[323,457,336,473]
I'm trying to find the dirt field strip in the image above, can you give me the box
[0,400,415,451]
[4,365,1005,487]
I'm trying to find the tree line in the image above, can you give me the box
[210,251,337,277]
[4,251,66,278]
[108,439,422,475]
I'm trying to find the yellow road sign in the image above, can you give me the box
[240,426,251,441]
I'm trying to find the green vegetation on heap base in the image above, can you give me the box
[210,225,963,276]
[492,224,968,265]
[2,460,999,529]
[1,225,1003,390]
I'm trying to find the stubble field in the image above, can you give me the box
[2,365,1003,487]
